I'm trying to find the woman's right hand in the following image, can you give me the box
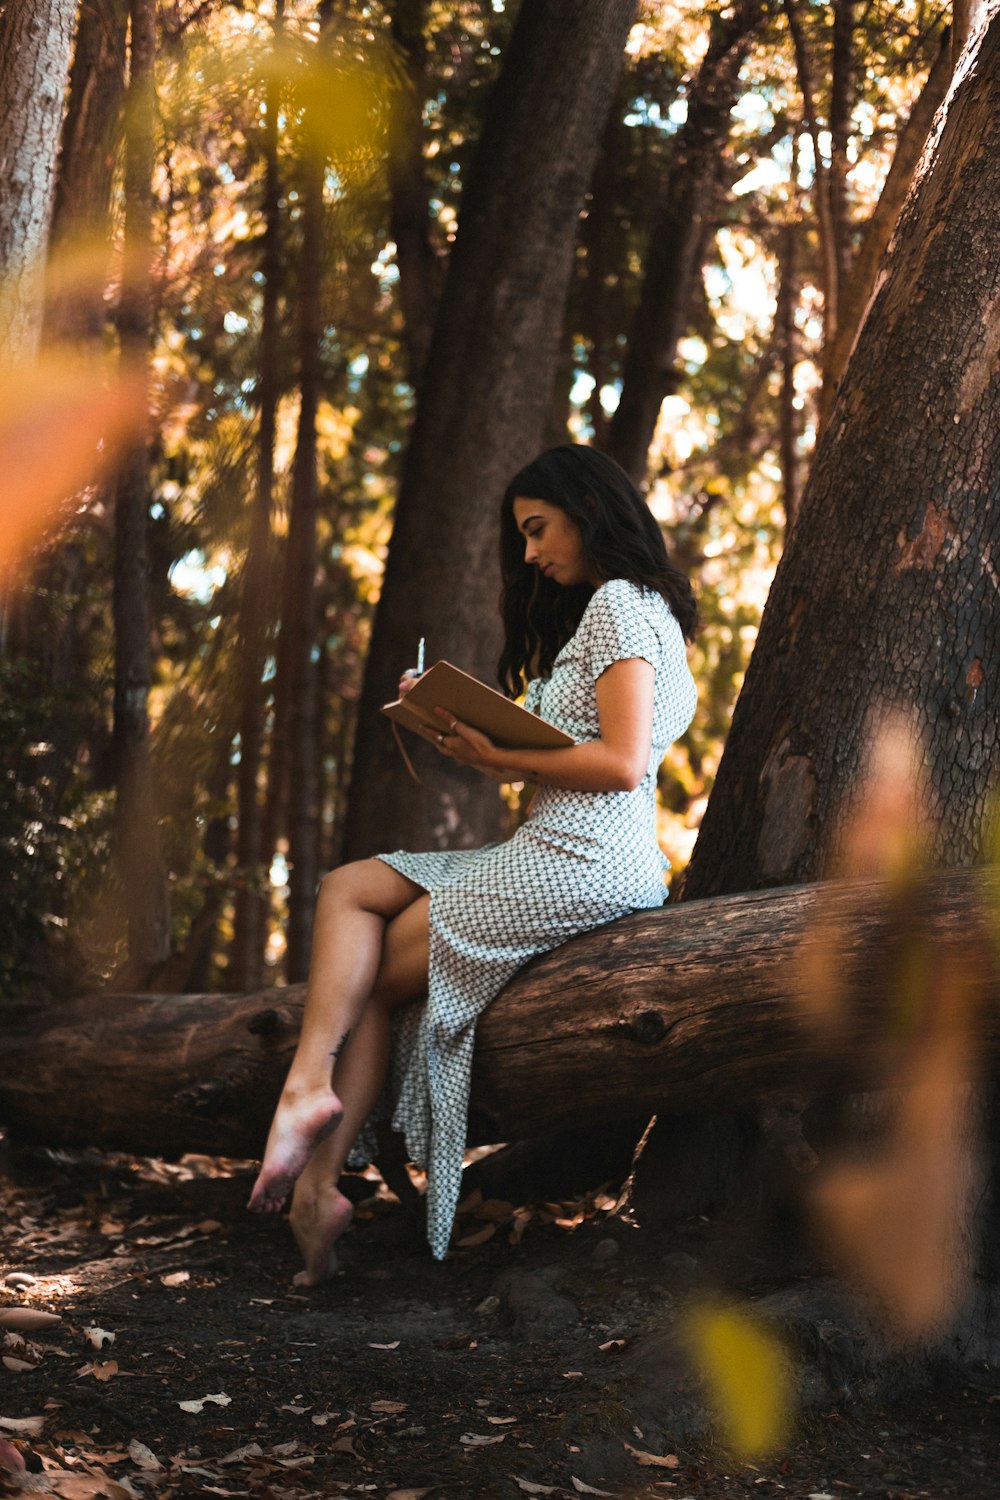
[398,671,422,698]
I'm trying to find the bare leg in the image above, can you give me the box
[287,893,431,1285]
[248,859,426,1214]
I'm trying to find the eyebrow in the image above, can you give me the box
[517,512,545,532]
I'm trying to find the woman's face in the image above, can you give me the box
[512,497,595,588]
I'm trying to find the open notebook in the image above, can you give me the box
[381,661,575,749]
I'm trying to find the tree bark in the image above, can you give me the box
[683,11,1000,901]
[0,0,78,361]
[342,0,638,863]
[46,0,130,341]
[605,0,764,486]
[230,0,284,993]
[110,0,170,971]
[0,868,996,1157]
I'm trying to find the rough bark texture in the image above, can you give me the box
[2,869,996,1158]
[46,0,129,341]
[231,1,284,993]
[820,27,952,425]
[111,0,171,969]
[0,0,78,359]
[342,0,638,862]
[605,0,764,485]
[683,15,1000,900]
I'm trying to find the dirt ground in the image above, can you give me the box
[1,1143,998,1500]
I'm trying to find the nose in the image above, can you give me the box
[524,535,538,564]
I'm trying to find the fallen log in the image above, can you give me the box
[1,868,998,1160]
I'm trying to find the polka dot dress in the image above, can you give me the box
[354,579,698,1259]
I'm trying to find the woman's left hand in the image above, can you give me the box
[432,707,499,773]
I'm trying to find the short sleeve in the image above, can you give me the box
[583,579,662,681]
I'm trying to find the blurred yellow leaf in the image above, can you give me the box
[685,1301,791,1459]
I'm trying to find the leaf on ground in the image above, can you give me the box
[623,1441,679,1468]
[219,1442,263,1466]
[0,1417,45,1436]
[127,1439,162,1470]
[84,1328,115,1351]
[75,1361,118,1381]
[310,1412,336,1427]
[331,1434,360,1456]
[279,1404,310,1415]
[560,1371,584,1379]
[0,1310,61,1332]
[485,1415,517,1425]
[571,1479,614,1496]
[367,1340,400,1350]
[514,1481,557,1496]
[3,1356,34,1372]
[370,1400,408,1414]
[459,1432,506,1446]
[160,1272,190,1288]
[0,1436,25,1472]
[177,1393,231,1413]
[456,1224,497,1248]
[598,1339,626,1354]
[36,1473,135,1499]
[385,1490,436,1499]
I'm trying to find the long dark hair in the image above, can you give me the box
[497,445,698,695]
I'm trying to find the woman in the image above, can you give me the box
[249,444,698,1284]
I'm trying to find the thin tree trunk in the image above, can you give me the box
[0,0,78,362]
[343,0,638,862]
[683,11,1000,900]
[820,26,952,425]
[110,0,170,972]
[784,0,839,358]
[776,218,800,531]
[386,0,442,380]
[605,0,764,485]
[275,1,336,982]
[46,0,130,342]
[827,0,855,308]
[230,0,284,993]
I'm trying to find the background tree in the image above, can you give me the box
[343,0,639,861]
[0,0,79,361]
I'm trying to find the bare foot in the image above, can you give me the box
[289,1185,354,1287]
[247,1090,343,1213]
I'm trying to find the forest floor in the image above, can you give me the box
[1,1143,998,1500]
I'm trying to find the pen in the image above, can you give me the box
[416,637,425,675]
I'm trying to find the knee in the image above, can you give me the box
[317,861,366,905]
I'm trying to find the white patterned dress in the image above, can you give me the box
[356,578,698,1258]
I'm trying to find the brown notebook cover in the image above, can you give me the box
[381,661,574,750]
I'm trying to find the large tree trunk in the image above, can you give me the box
[2,868,996,1159]
[683,10,1000,902]
[0,0,78,361]
[605,0,764,486]
[342,0,638,862]
[110,0,170,972]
